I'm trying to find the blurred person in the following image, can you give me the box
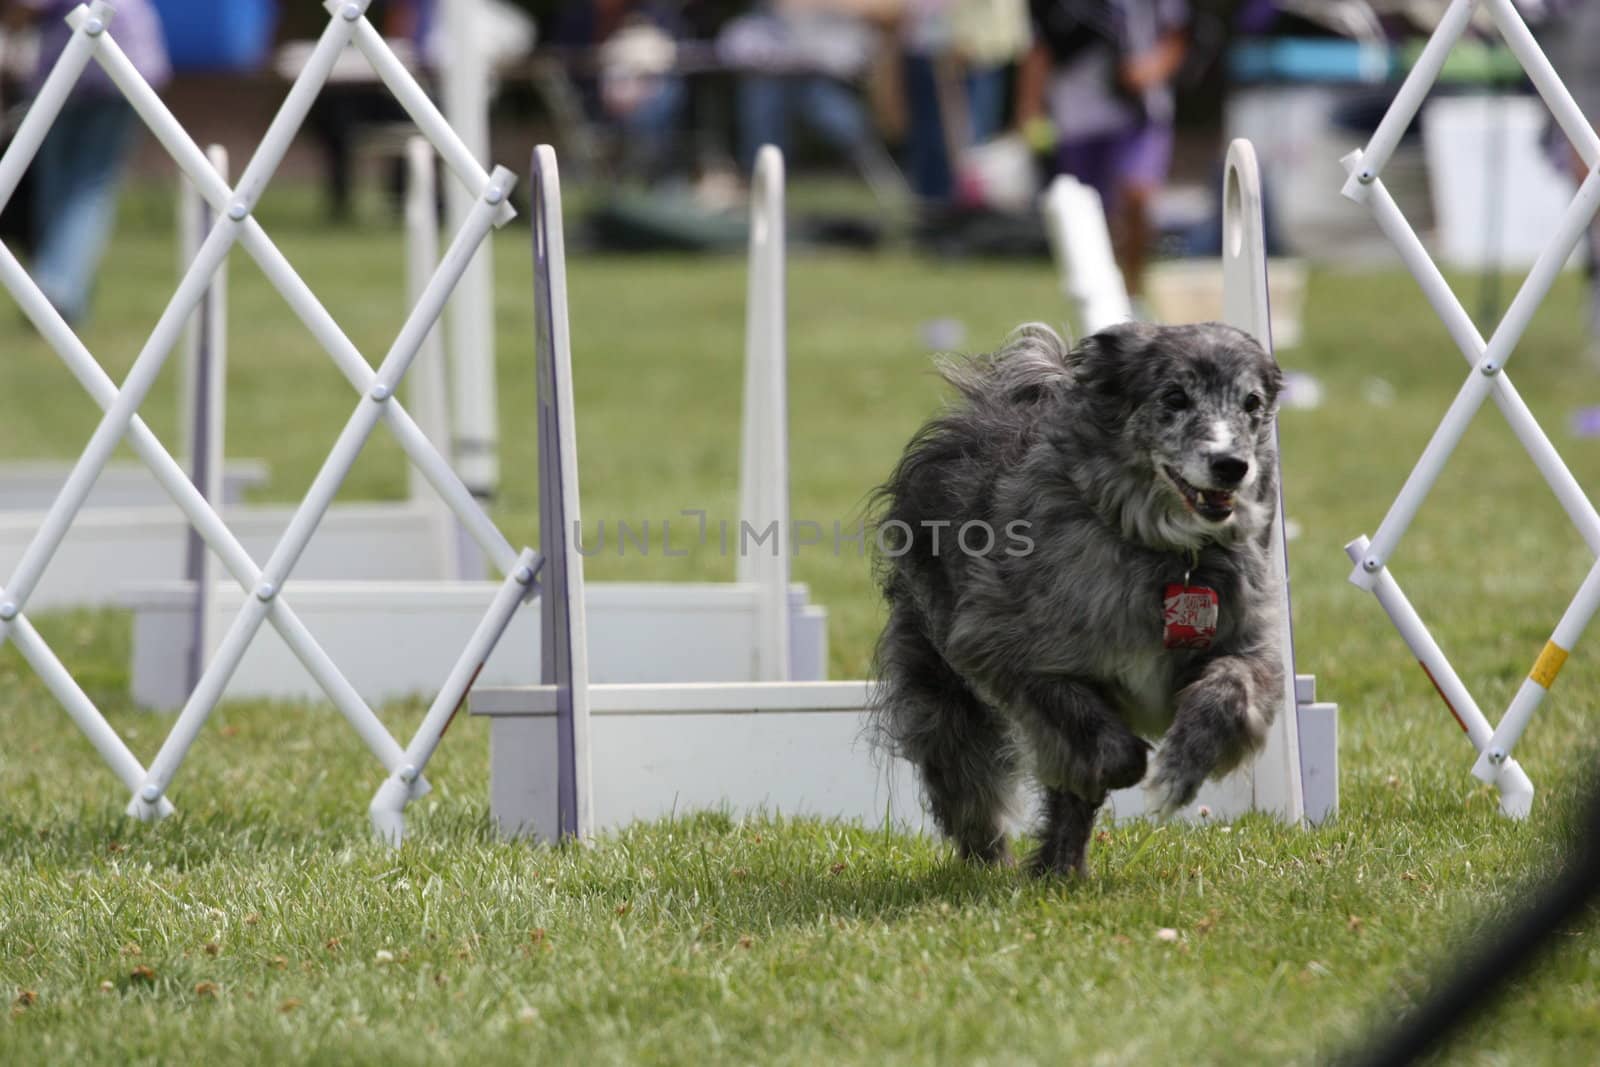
[3,0,169,324]
[1016,0,1187,302]
[553,0,688,182]
[308,0,434,222]
[900,0,1030,202]
[1537,0,1600,362]
[722,0,899,176]
[953,0,1031,143]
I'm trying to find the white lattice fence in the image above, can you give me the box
[1342,0,1600,817]
[0,0,537,842]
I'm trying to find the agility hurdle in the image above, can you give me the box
[472,139,1337,842]
[0,0,539,842]
[1340,0,1599,818]
[472,146,916,840]
[1105,140,1337,825]
[121,139,827,709]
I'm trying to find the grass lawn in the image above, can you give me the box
[3,181,1600,1063]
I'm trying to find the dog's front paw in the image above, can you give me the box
[1145,749,1205,818]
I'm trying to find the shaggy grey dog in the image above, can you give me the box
[871,321,1285,876]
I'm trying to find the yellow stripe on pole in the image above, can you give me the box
[1530,641,1570,689]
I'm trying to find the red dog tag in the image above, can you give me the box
[1163,584,1219,649]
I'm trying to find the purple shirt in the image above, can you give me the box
[23,0,171,99]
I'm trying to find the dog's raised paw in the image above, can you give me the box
[1145,756,1204,818]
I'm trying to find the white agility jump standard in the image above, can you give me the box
[1107,140,1336,825]
[121,136,826,709]
[1341,0,1600,817]
[472,139,1337,842]
[0,0,532,842]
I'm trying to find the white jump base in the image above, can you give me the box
[0,459,267,510]
[474,682,922,840]
[0,500,452,611]
[125,580,828,707]
[473,674,1337,839]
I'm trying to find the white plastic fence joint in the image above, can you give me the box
[1362,557,1382,573]
[1481,359,1503,376]
[398,763,418,783]
[66,2,116,34]
[139,784,162,804]
[254,581,277,602]
[340,3,364,21]
[369,382,393,402]
[226,202,248,222]
[1488,748,1507,765]
[514,564,536,585]
[0,602,16,621]
[484,167,518,226]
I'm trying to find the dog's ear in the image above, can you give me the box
[1260,355,1284,406]
[1071,323,1151,409]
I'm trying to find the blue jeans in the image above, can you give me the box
[903,57,1012,201]
[32,96,137,324]
[738,75,870,172]
[617,76,687,180]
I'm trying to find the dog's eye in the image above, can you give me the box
[1161,389,1190,412]
[1244,393,1263,414]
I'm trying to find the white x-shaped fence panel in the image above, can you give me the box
[0,1,540,843]
[1343,0,1600,816]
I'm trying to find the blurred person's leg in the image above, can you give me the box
[1054,135,1117,204]
[31,96,137,325]
[902,54,953,201]
[308,91,360,221]
[620,76,687,182]
[1108,122,1174,302]
[966,65,1007,145]
[738,74,790,173]
[793,76,872,157]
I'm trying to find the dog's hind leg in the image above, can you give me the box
[1009,678,1146,877]
[874,613,1017,865]
[1032,788,1103,877]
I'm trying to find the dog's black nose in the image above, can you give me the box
[1209,455,1250,487]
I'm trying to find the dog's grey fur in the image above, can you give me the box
[870,321,1285,876]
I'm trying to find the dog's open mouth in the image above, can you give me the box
[1164,467,1235,522]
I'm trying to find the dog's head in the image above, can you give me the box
[1057,321,1283,552]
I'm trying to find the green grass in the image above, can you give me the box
[4,182,1600,1063]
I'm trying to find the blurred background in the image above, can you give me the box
[1,1,1583,294]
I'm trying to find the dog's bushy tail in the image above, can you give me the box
[867,323,1071,593]
[865,324,1073,763]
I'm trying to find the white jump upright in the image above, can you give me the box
[1341,0,1597,818]
[0,0,534,843]
[1103,140,1337,825]
[738,146,791,680]
[1041,173,1132,335]
[472,140,1336,842]
[178,144,230,691]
